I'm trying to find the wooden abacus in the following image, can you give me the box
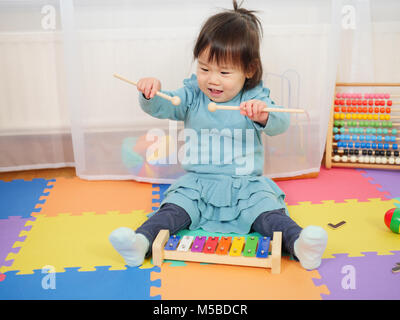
[152,229,282,274]
[325,82,400,170]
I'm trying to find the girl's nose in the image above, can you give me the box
[208,72,220,85]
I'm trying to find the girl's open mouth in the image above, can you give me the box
[209,88,223,97]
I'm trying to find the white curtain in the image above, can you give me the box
[1,0,397,182]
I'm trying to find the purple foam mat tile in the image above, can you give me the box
[313,251,400,300]
[358,169,400,199]
[0,216,35,267]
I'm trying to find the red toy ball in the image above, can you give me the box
[384,208,400,234]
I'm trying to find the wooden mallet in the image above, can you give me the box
[113,73,181,106]
[208,102,306,114]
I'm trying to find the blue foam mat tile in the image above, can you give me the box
[0,178,55,219]
[0,266,160,300]
[152,184,171,211]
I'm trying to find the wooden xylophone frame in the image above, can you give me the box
[325,82,400,170]
[152,229,282,274]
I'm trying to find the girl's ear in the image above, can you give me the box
[245,60,258,79]
[246,70,256,79]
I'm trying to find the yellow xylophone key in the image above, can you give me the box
[229,237,245,256]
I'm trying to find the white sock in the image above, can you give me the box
[109,227,150,267]
[294,226,328,270]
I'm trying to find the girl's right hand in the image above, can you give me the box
[136,77,161,100]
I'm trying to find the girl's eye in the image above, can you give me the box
[221,71,231,75]
[201,68,208,72]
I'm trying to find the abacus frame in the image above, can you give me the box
[325,82,400,170]
[152,229,282,274]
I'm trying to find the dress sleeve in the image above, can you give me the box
[252,89,290,136]
[139,84,194,121]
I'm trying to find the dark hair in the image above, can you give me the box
[193,0,263,91]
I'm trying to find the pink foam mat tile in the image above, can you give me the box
[276,166,391,205]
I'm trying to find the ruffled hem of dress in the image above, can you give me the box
[161,172,286,223]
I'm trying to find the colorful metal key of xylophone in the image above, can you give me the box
[152,230,282,274]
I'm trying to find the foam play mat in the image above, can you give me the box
[0,167,399,300]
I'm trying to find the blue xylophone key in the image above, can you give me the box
[164,235,181,250]
[256,236,270,258]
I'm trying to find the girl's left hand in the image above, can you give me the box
[239,99,269,126]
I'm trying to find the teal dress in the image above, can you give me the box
[139,74,290,234]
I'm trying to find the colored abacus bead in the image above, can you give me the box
[384,208,400,234]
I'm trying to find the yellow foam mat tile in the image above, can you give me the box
[1,211,148,274]
[288,198,400,258]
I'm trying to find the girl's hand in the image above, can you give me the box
[239,99,269,126]
[137,77,161,99]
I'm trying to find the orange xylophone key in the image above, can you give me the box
[215,236,232,255]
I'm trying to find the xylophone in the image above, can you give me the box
[152,229,282,274]
[325,82,400,170]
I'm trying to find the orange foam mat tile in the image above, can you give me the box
[34,177,154,217]
[150,258,329,300]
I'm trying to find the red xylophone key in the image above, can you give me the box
[203,236,219,254]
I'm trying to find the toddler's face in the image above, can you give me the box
[196,49,248,103]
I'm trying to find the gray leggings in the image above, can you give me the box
[136,202,302,258]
